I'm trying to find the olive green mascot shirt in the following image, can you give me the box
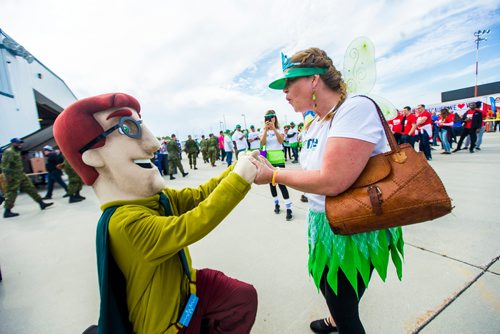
[101,167,249,334]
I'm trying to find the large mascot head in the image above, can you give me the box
[54,93,165,202]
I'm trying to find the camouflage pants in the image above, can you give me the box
[201,149,209,163]
[67,175,83,195]
[4,173,42,209]
[188,152,197,168]
[168,158,185,175]
[208,148,217,165]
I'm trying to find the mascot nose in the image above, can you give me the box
[141,126,161,153]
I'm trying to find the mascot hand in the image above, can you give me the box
[234,153,258,184]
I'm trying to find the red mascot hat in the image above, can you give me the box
[54,93,141,185]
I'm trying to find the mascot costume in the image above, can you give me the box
[54,93,258,334]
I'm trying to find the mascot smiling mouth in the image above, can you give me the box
[134,159,153,169]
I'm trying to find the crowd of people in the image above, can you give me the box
[387,101,494,157]
[0,139,86,218]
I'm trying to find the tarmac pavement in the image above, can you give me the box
[1,132,499,333]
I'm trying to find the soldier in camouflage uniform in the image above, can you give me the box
[1,138,53,218]
[183,135,199,170]
[199,135,209,163]
[63,159,86,203]
[166,134,188,180]
[207,133,218,167]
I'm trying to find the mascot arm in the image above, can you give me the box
[112,171,250,265]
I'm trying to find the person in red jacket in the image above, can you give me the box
[400,106,417,147]
[453,101,482,153]
[388,109,403,144]
[411,104,433,161]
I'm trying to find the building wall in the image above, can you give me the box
[0,47,76,145]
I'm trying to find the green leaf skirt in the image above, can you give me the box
[308,210,404,297]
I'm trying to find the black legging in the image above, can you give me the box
[319,266,373,334]
[269,163,289,200]
[269,183,289,199]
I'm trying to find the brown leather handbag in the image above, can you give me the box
[325,98,452,235]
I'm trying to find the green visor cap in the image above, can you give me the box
[269,67,328,90]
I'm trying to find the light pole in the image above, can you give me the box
[219,121,224,132]
[474,29,490,97]
[241,114,247,130]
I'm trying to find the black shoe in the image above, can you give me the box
[170,175,176,180]
[63,193,70,198]
[310,318,338,333]
[4,209,20,218]
[194,167,198,170]
[182,172,189,177]
[452,148,460,153]
[476,147,481,151]
[470,150,475,153]
[69,195,84,203]
[0,195,4,206]
[464,146,469,150]
[42,195,52,200]
[274,204,280,214]
[286,209,293,221]
[300,194,308,202]
[39,201,54,210]
[292,160,299,164]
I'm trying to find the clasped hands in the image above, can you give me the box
[232,150,277,185]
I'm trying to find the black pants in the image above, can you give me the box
[319,266,373,334]
[456,128,477,152]
[45,170,68,197]
[269,183,289,199]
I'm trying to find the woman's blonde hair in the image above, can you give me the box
[290,47,347,122]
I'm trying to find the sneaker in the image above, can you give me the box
[286,209,293,221]
[182,172,189,177]
[300,194,308,202]
[274,204,280,214]
[476,147,481,151]
[170,175,176,180]
[310,317,337,333]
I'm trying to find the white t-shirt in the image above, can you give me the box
[232,130,248,151]
[247,131,261,150]
[300,95,389,212]
[223,135,233,152]
[261,128,284,150]
[287,127,298,144]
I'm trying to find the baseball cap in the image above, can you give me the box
[10,138,24,144]
[43,145,54,151]
[290,122,295,125]
[250,125,255,128]
[235,124,241,128]
[224,129,231,133]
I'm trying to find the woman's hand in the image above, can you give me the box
[250,155,275,185]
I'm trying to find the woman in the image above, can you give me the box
[260,110,293,221]
[437,108,453,154]
[255,48,404,333]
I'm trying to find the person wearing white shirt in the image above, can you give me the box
[247,125,261,151]
[287,122,299,163]
[232,125,248,159]
[223,129,234,165]
[259,110,293,221]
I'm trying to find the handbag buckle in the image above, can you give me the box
[368,185,383,216]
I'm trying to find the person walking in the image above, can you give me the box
[260,110,293,221]
[437,108,453,154]
[218,131,226,162]
[184,135,198,170]
[288,122,299,163]
[199,135,209,164]
[453,102,482,153]
[223,129,234,166]
[62,158,86,203]
[414,104,433,161]
[2,138,53,218]
[42,145,69,199]
[256,48,404,333]
[207,133,219,167]
[166,134,188,180]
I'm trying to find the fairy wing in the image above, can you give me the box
[343,37,376,95]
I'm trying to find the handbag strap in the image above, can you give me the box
[358,95,401,154]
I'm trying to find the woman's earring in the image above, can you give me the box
[312,91,317,111]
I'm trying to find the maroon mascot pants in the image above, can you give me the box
[182,268,258,334]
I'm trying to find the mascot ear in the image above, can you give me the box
[82,149,105,168]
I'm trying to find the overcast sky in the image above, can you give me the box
[1,0,499,139]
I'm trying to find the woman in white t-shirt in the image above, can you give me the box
[259,110,293,221]
[255,48,404,333]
